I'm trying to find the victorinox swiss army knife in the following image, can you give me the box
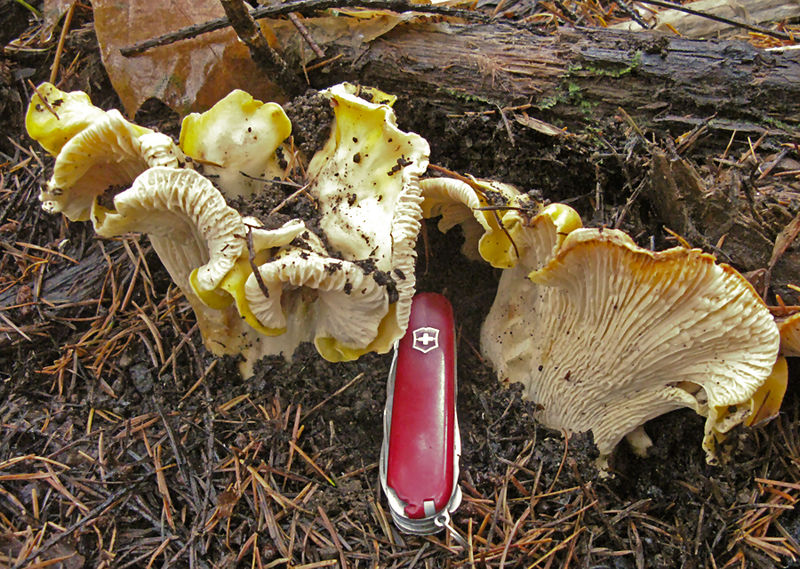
[380,292,462,536]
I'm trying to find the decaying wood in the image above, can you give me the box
[289,21,800,136]
[0,243,127,308]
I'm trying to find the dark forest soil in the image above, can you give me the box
[2,2,800,568]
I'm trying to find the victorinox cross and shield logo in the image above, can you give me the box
[412,327,439,353]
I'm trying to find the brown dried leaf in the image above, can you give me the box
[610,0,800,38]
[92,0,426,116]
[92,0,286,116]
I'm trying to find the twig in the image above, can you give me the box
[288,12,326,58]
[49,0,77,84]
[219,0,301,92]
[634,0,793,40]
[757,147,791,180]
[305,52,344,71]
[246,225,271,299]
[301,372,366,420]
[289,441,337,486]
[499,506,531,569]
[318,505,349,569]
[270,182,312,216]
[496,104,515,147]
[0,311,32,341]
[26,80,59,120]
[120,0,488,56]
[613,0,651,30]
[546,433,570,495]
[153,400,200,508]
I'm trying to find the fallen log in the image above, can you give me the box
[293,21,800,136]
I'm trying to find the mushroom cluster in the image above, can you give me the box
[27,83,785,464]
[421,177,782,464]
[27,83,428,373]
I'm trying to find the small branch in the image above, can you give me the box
[634,0,793,40]
[288,12,326,58]
[301,372,366,420]
[496,103,515,146]
[269,182,312,216]
[120,0,489,56]
[27,80,60,120]
[49,0,77,84]
[219,0,301,93]
[246,225,271,299]
[613,0,652,30]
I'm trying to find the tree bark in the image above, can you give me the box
[296,21,800,136]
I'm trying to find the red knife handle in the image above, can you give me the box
[386,292,457,519]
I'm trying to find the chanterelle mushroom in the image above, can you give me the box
[26,83,183,221]
[184,83,429,363]
[27,82,429,371]
[93,167,245,299]
[741,310,799,427]
[421,176,780,463]
[421,176,542,266]
[482,225,780,463]
[179,89,292,198]
[777,311,800,357]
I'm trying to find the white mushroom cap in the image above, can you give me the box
[26,82,107,156]
[179,90,292,198]
[420,177,545,267]
[46,113,183,220]
[26,83,183,221]
[171,83,430,362]
[80,166,258,362]
[308,84,428,323]
[481,224,780,462]
[92,166,246,296]
[244,249,389,360]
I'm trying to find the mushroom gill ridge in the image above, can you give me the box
[481,226,780,463]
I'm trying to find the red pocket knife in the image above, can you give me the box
[380,292,462,535]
